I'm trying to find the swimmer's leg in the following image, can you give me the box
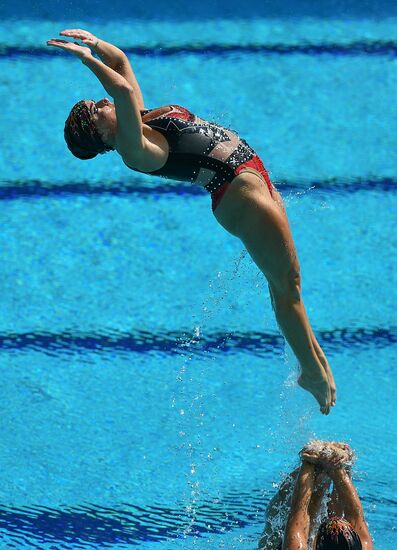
[266,195,337,408]
[214,174,334,414]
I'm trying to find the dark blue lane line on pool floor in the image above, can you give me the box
[0,327,395,357]
[0,177,395,201]
[3,41,397,58]
[0,490,395,548]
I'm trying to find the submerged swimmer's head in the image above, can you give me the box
[64,98,116,160]
[315,517,362,549]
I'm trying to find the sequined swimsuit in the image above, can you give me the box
[124,105,274,211]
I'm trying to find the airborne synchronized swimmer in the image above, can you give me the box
[47,29,336,415]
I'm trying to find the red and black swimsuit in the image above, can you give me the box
[126,105,274,211]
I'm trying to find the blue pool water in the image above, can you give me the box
[1,2,397,548]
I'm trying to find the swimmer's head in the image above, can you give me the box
[64,99,116,160]
[315,517,362,549]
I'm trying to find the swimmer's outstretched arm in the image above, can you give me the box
[52,29,145,110]
[327,468,374,549]
[282,462,315,550]
[47,36,148,158]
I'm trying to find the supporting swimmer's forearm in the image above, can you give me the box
[283,463,315,549]
[82,55,131,97]
[308,472,331,539]
[330,469,364,521]
[329,469,374,548]
[289,463,314,513]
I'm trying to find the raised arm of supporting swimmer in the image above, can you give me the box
[282,462,315,550]
[58,29,145,109]
[328,468,374,549]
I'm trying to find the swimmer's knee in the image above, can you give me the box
[269,266,302,307]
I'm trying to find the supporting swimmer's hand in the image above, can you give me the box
[301,442,353,469]
[46,38,93,60]
[299,440,355,470]
[59,29,99,49]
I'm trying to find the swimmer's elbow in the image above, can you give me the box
[112,83,135,98]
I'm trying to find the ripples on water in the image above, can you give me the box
[0,487,395,548]
[0,493,266,548]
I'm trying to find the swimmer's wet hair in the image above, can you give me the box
[64,100,115,160]
[316,517,362,549]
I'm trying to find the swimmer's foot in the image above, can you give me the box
[320,360,337,408]
[314,348,336,407]
[311,336,337,407]
[298,369,332,415]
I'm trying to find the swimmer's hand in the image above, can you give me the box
[59,29,99,49]
[46,38,93,60]
[299,440,355,470]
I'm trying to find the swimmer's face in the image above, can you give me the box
[85,98,117,141]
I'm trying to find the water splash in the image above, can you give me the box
[169,250,254,542]
[273,343,315,459]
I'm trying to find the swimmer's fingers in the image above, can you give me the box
[300,445,321,457]
[330,441,350,453]
[320,450,350,469]
[47,39,93,60]
[332,442,356,463]
[328,455,346,467]
[46,39,71,52]
[299,448,321,460]
[60,29,98,46]
[319,443,344,458]
[300,452,311,461]
[300,451,321,464]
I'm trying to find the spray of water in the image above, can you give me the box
[170,250,252,543]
